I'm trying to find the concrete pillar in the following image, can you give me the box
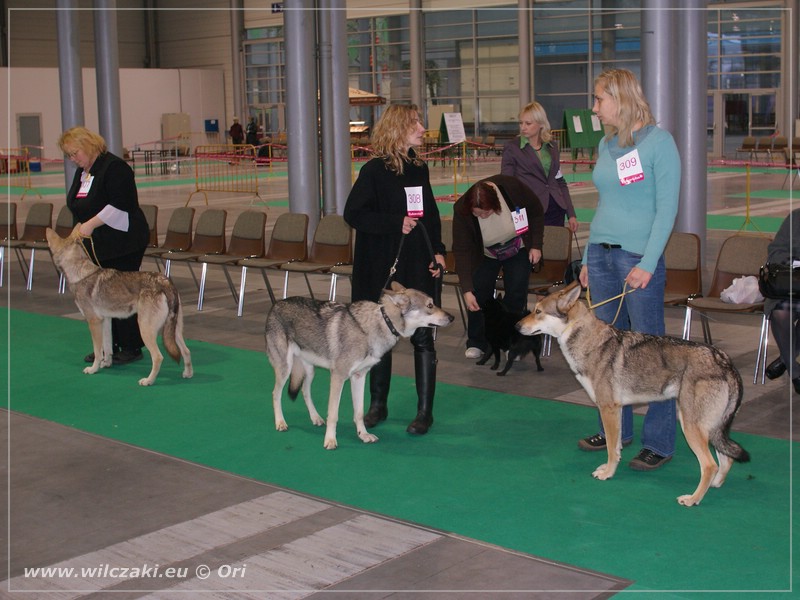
[230,0,244,121]
[56,0,84,188]
[518,0,531,106]
[409,0,424,115]
[93,0,123,157]
[675,1,708,260]
[641,1,676,133]
[284,1,321,231]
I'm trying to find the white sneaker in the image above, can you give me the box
[465,347,482,359]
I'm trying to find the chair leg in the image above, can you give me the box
[754,314,770,385]
[682,306,692,340]
[699,314,712,344]
[302,274,315,299]
[0,246,5,287]
[26,248,36,291]
[259,269,277,304]
[197,262,208,310]
[164,258,172,278]
[329,273,338,301]
[237,266,248,317]
[282,271,289,299]
[221,265,239,306]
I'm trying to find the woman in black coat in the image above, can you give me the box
[344,104,446,435]
[58,126,149,364]
[763,208,800,393]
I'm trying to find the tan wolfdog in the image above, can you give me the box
[46,224,193,386]
[516,281,750,506]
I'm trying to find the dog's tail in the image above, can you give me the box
[287,361,305,400]
[711,370,751,463]
[161,284,183,363]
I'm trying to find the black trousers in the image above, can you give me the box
[99,248,146,352]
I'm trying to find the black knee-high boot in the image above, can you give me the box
[365,352,392,427]
[407,349,436,435]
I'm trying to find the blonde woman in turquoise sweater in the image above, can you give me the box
[577,68,681,471]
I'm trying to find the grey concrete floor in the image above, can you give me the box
[1,156,796,598]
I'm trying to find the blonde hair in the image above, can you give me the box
[595,68,655,147]
[370,104,424,174]
[519,101,552,144]
[58,126,107,157]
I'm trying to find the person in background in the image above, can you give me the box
[246,117,259,147]
[58,126,150,365]
[763,208,800,394]
[229,117,244,144]
[501,101,578,233]
[577,68,681,471]
[344,104,446,436]
[451,175,544,359]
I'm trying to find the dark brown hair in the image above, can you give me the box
[455,181,502,216]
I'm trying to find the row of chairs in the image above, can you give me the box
[735,135,797,163]
[144,208,353,313]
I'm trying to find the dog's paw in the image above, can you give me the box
[358,431,379,444]
[310,415,325,427]
[182,367,193,379]
[83,366,98,375]
[323,437,338,450]
[99,357,112,368]
[275,420,289,432]
[592,463,616,480]
[677,494,701,507]
[138,377,155,386]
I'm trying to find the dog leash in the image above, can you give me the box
[383,223,443,306]
[586,283,637,326]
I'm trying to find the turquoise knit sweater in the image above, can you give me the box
[588,125,681,273]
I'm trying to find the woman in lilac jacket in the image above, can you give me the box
[501,101,578,232]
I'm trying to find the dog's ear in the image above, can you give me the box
[556,282,582,314]
[389,281,407,293]
[70,223,83,240]
[383,287,411,310]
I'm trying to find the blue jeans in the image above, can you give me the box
[466,250,531,350]
[586,244,676,456]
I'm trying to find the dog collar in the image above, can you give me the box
[380,306,401,337]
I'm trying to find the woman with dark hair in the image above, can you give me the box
[58,126,149,365]
[344,104,446,435]
[451,175,544,357]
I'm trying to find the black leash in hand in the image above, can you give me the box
[382,223,443,306]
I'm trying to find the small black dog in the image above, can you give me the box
[477,294,544,376]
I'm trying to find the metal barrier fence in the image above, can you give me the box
[1,147,41,201]
[186,144,262,206]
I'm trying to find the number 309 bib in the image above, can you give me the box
[616,148,644,186]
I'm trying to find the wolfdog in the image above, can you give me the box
[265,282,454,450]
[477,294,543,376]
[46,225,193,386]
[516,281,750,506]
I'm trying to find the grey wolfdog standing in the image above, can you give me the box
[516,281,750,506]
[265,282,454,450]
[46,225,193,386]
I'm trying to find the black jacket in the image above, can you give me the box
[344,153,445,303]
[66,151,149,264]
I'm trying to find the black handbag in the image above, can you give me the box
[758,262,800,299]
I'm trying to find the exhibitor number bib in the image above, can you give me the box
[405,186,424,217]
[616,148,644,186]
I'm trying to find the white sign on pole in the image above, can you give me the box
[442,112,467,143]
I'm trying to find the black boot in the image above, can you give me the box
[365,353,392,428]
[407,350,436,435]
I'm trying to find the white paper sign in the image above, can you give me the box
[442,112,467,143]
[591,115,602,131]
[572,115,584,133]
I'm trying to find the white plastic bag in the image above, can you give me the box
[720,275,764,304]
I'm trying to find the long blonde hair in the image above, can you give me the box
[519,101,552,144]
[370,104,424,174]
[58,126,107,157]
[595,68,655,147]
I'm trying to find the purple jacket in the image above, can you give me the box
[500,137,576,218]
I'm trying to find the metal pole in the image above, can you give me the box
[56,0,84,188]
[328,0,351,214]
[284,1,321,232]
[230,0,244,121]
[93,0,123,157]
[518,0,531,106]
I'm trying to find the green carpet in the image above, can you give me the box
[4,308,797,597]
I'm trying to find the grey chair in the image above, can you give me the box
[194,209,266,310]
[144,206,195,271]
[236,212,308,315]
[162,208,227,287]
[6,202,52,290]
[683,234,773,384]
[0,202,18,287]
[276,214,352,299]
